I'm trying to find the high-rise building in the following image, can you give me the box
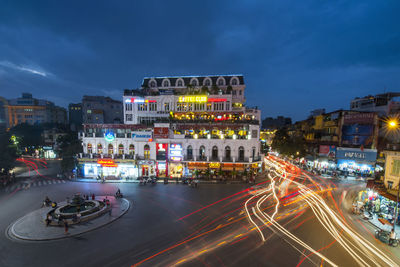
[68,103,83,131]
[82,96,123,124]
[7,93,67,127]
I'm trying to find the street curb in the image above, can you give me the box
[7,198,131,242]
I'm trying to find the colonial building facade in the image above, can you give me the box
[78,75,262,180]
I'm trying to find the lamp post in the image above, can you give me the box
[388,119,399,231]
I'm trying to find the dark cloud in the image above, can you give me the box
[0,0,399,121]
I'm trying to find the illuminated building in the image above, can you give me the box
[7,93,67,127]
[78,75,262,180]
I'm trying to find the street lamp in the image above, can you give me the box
[387,119,399,231]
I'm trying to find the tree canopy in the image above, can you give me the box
[271,128,306,157]
[0,132,19,174]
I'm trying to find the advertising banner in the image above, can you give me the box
[341,124,374,147]
[319,145,336,158]
[343,113,375,125]
[336,147,377,162]
[169,144,183,161]
[131,131,152,141]
[154,127,169,139]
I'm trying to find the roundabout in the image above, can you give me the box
[7,195,130,241]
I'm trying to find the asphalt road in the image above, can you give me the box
[0,159,399,267]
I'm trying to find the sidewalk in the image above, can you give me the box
[366,213,400,236]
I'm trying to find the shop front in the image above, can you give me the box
[169,162,184,178]
[336,147,377,177]
[157,161,167,178]
[81,159,138,179]
[138,160,155,177]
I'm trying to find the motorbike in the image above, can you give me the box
[115,191,123,198]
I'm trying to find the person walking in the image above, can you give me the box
[64,220,69,235]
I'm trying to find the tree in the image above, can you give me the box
[201,86,210,94]
[226,85,233,94]
[56,132,82,173]
[271,128,307,157]
[0,132,18,174]
[9,123,44,154]
[211,85,220,94]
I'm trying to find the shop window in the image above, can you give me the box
[87,143,92,154]
[108,144,114,155]
[97,144,103,154]
[225,146,231,160]
[118,144,124,155]
[238,146,244,161]
[187,145,193,160]
[199,146,206,160]
[144,144,150,159]
[212,146,218,160]
[129,144,135,155]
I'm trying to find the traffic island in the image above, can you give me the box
[7,195,130,241]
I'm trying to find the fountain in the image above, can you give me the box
[46,193,109,225]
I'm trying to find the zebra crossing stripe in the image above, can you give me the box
[38,181,42,186]
[62,180,66,183]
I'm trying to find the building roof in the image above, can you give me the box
[141,74,245,87]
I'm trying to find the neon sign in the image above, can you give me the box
[178,96,207,103]
[97,159,117,167]
[125,98,156,103]
[208,98,227,102]
[104,131,115,142]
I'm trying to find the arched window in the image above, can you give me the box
[238,146,245,161]
[129,144,135,155]
[108,144,113,155]
[163,80,169,87]
[212,146,218,160]
[231,78,238,85]
[144,144,150,159]
[191,79,198,86]
[97,144,103,154]
[150,81,156,88]
[177,79,184,87]
[217,78,225,86]
[225,146,231,160]
[199,146,206,160]
[187,145,193,160]
[118,144,124,155]
[87,143,92,154]
[204,79,211,86]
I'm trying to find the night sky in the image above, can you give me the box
[1,1,399,121]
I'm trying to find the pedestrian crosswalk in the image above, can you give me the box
[3,179,67,192]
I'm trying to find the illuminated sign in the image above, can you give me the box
[125,98,157,103]
[169,144,183,161]
[178,96,207,103]
[208,98,227,102]
[132,131,152,141]
[97,159,117,167]
[209,162,220,168]
[104,131,115,142]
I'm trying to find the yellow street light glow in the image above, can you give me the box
[389,120,398,128]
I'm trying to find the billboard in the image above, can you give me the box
[319,145,336,158]
[336,147,377,162]
[154,127,169,139]
[343,113,375,125]
[341,124,374,147]
[169,144,183,161]
[131,131,152,141]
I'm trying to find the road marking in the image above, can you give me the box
[38,181,42,186]
[62,180,66,183]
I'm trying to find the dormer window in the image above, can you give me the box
[204,79,211,86]
[231,78,238,85]
[162,79,170,87]
[150,81,156,88]
[177,80,183,87]
[217,78,225,86]
[191,80,198,86]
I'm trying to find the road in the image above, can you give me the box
[0,157,399,267]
